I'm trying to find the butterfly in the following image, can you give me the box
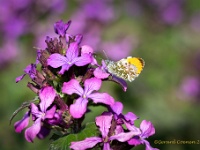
[105,57,145,82]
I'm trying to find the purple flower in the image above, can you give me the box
[54,20,71,37]
[127,120,159,150]
[94,60,110,79]
[37,0,66,14]
[15,64,37,83]
[3,17,27,38]
[70,112,139,150]
[14,112,30,133]
[180,77,200,98]
[0,40,18,68]
[14,86,56,142]
[81,45,98,65]
[160,1,183,25]
[82,0,116,23]
[47,42,92,74]
[81,45,94,54]
[110,101,139,133]
[62,77,115,118]
[101,38,135,61]
[111,102,138,125]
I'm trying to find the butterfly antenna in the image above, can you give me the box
[33,46,42,50]
[102,50,109,60]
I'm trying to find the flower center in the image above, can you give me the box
[103,136,109,143]
[41,112,45,119]
[83,94,87,99]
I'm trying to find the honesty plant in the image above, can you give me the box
[11,20,158,150]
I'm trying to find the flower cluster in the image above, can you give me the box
[68,0,136,61]
[12,20,158,150]
[0,0,66,68]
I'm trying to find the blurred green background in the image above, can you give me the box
[1,0,200,150]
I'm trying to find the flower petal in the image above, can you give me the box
[110,101,123,115]
[15,74,26,83]
[94,67,110,79]
[88,93,115,106]
[140,120,155,138]
[69,97,88,118]
[74,53,92,66]
[95,112,112,138]
[54,20,71,36]
[62,79,83,96]
[124,121,141,134]
[66,42,79,61]
[59,63,71,74]
[81,45,94,54]
[84,77,102,95]
[128,137,141,146]
[124,112,138,125]
[70,137,102,150]
[37,126,51,139]
[74,34,83,45]
[39,86,56,112]
[115,125,124,134]
[24,64,36,79]
[143,140,159,150]
[14,112,30,133]
[110,131,136,142]
[47,53,68,68]
[103,142,111,150]
[25,118,41,142]
[45,105,56,119]
[30,103,41,118]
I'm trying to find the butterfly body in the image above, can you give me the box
[105,57,145,82]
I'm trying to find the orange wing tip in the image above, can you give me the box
[127,57,145,74]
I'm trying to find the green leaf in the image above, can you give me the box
[49,122,99,150]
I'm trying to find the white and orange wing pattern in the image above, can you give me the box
[105,57,145,82]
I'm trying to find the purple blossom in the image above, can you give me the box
[101,38,136,61]
[15,64,37,83]
[82,0,116,23]
[180,77,200,98]
[14,112,30,133]
[160,1,183,25]
[36,0,66,14]
[127,120,159,150]
[47,42,92,74]
[3,17,27,38]
[14,86,56,142]
[110,101,139,132]
[94,60,110,79]
[70,112,140,150]
[81,45,98,65]
[62,78,115,118]
[81,45,94,54]
[0,40,18,68]
[54,20,71,37]
[34,23,58,49]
